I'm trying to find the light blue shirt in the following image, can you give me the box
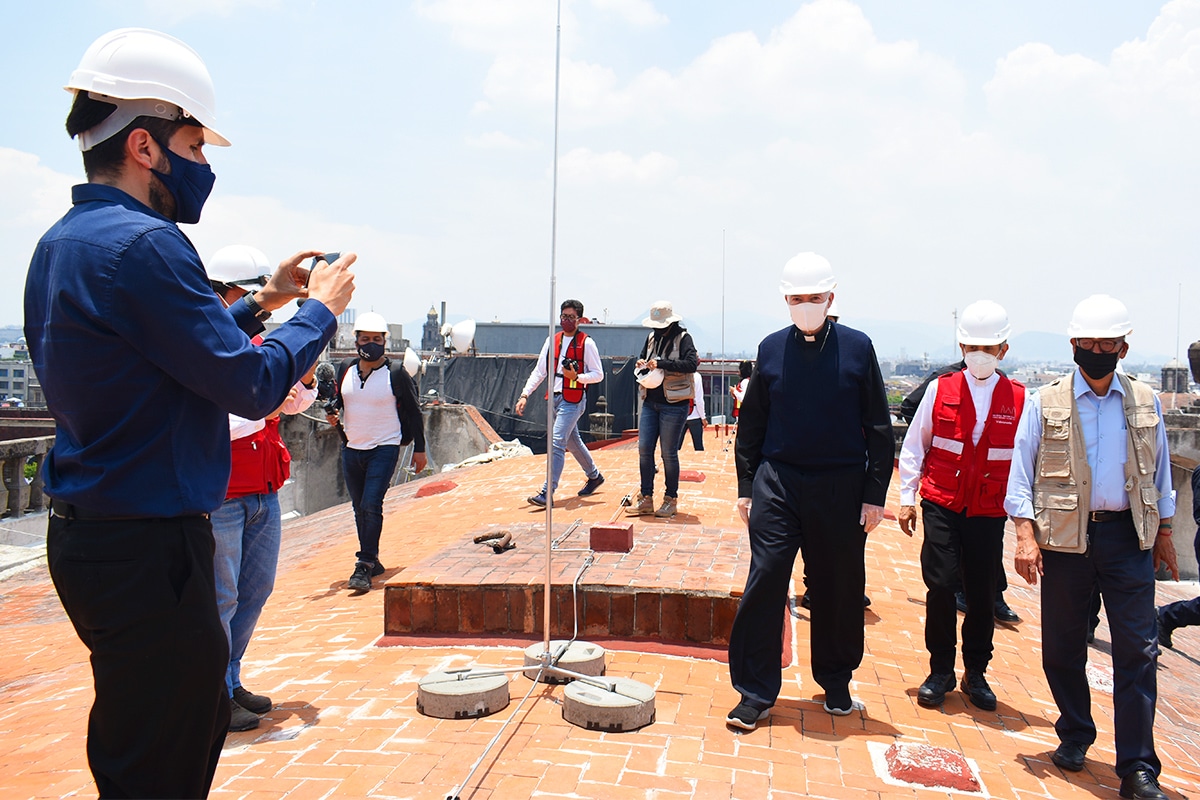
[1005,368,1175,520]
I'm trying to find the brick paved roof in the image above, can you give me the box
[3,425,1199,799]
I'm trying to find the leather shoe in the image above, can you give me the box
[960,670,997,711]
[799,591,812,610]
[232,686,272,714]
[1120,768,1167,799]
[916,672,955,707]
[1051,741,1088,772]
[229,697,260,732]
[994,597,1020,623]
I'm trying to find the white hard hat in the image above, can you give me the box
[957,300,1011,346]
[635,366,664,389]
[207,245,270,290]
[778,252,836,295]
[354,312,389,334]
[66,28,230,151]
[826,298,841,319]
[403,347,422,378]
[1067,294,1133,339]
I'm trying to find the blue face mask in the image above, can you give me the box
[357,342,386,362]
[150,139,216,224]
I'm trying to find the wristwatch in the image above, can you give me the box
[242,292,271,323]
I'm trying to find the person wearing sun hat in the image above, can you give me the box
[630,300,699,518]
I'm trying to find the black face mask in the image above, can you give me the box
[1073,346,1120,380]
[357,342,386,362]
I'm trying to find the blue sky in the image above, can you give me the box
[3,0,1195,362]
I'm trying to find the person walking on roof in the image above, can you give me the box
[630,300,699,518]
[515,298,606,507]
[898,300,1023,713]
[326,312,427,592]
[726,252,893,730]
[1006,294,1177,800]
[24,28,356,797]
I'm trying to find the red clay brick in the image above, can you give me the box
[712,596,738,645]
[433,588,460,633]
[634,592,661,637]
[686,595,713,642]
[459,589,485,633]
[384,587,411,634]
[582,591,610,636]
[609,593,635,636]
[660,593,688,641]
[482,588,508,632]
[410,585,436,631]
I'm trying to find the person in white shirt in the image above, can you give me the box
[678,372,707,450]
[898,301,1022,713]
[515,299,605,507]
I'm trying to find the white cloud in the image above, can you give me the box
[142,0,281,24]
[590,0,667,29]
[465,131,537,150]
[558,148,676,184]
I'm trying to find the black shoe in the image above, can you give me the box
[527,491,550,507]
[1120,768,1167,799]
[1051,741,1088,772]
[916,672,956,707]
[1087,628,1096,644]
[1158,610,1173,649]
[955,592,968,613]
[960,670,997,711]
[799,591,812,610]
[232,686,272,714]
[822,685,857,716]
[863,594,872,608]
[371,560,386,577]
[725,699,770,730]
[229,697,260,732]
[994,597,1020,623]
[578,474,605,496]
[348,561,372,592]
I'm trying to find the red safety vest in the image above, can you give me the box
[918,370,1024,517]
[549,331,587,404]
[226,417,291,500]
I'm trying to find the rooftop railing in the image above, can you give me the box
[0,436,52,518]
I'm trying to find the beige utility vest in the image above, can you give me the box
[1032,372,1161,553]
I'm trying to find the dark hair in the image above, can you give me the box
[739,360,753,379]
[66,91,201,180]
[561,299,584,317]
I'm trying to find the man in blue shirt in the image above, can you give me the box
[23,29,355,799]
[1006,295,1177,800]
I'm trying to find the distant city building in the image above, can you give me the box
[1162,358,1190,393]
[421,306,441,352]
[0,361,31,406]
[472,322,650,358]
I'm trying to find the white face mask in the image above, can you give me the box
[964,351,998,380]
[789,301,827,333]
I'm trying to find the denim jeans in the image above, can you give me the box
[342,444,400,563]
[211,493,282,695]
[542,394,600,496]
[638,399,688,498]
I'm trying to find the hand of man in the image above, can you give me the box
[515,396,527,417]
[1154,526,1180,580]
[255,249,323,311]
[897,505,917,537]
[563,366,578,382]
[1013,518,1043,586]
[306,252,357,317]
[325,411,339,426]
[860,503,885,533]
[411,452,428,473]
[266,386,299,420]
[736,497,751,527]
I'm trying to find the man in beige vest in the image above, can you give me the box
[1005,295,1178,800]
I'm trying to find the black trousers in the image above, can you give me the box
[728,460,866,708]
[48,514,230,798]
[1041,516,1159,778]
[919,500,1004,673]
[1159,527,1200,631]
[677,418,705,451]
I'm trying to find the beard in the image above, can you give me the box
[147,153,178,221]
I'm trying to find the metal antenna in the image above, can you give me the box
[542,0,564,661]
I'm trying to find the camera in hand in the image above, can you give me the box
[562,358,580,373]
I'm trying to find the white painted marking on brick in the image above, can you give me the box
[867,741,990,796]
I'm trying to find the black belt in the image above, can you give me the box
[50,499,207,522]
[1089,509,1132,523]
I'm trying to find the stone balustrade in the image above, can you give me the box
[0,436,52,518]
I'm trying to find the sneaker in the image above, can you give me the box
[370,560,386,578]
[626,492,654,515]
[232,686,272,714]
[527,491,550,508]
[655,496,678,518]
[916,672,956,708]
[822,686,856,716]
[229,697,260,732]
[578,474,605,496]
[960,670,997,711]
[725,699,770,730]
[348,561,373,592]
[1158,610,1173,649]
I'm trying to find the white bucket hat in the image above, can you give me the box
[642,300,682,329]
